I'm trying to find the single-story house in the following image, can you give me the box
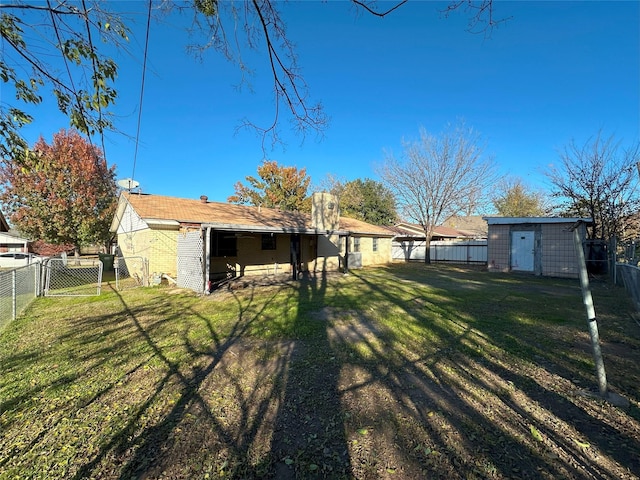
[389,222,487,263]
[441,215,488,238]
[110,192,394,292]
[0,211,30,253]
[485,217,592,278]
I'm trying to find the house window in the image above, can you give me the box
[261,234,276,250]
[353,237,361,253]
[372,237,378,252]
[212,231,237,257]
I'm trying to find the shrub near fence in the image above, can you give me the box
[0,264,42,332]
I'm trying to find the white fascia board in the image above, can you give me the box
[483,217,593,225]
[202,222,349,236]
[144,219,181,227]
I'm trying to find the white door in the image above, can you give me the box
[511,231,535,271]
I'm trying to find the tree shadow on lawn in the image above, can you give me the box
[346,266,640,478]
[2,264,639,479]
[68,283,303,480]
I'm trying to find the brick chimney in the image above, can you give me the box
[311,192,339,231]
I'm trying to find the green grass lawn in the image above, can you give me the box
[1,264,639,479]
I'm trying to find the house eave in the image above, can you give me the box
[202,222,350,236]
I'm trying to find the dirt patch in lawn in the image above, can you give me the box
[137,310,639,479]
[3,266,639,480]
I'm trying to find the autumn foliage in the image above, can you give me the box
[228,160,311,212]
[0,129,117,252]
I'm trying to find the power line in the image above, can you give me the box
[132,0,152,181]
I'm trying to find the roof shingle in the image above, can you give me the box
[120,193,394,236]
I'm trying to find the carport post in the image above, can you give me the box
[572,223,608,398]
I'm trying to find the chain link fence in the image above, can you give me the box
[0,254,150,331]
[0,264,42,332]
[115,256,149,290]
[43,257,103,297]
[612,237,640,312]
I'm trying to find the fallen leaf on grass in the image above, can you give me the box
[529,425,543,442]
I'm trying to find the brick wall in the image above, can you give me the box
[117,227,178,277]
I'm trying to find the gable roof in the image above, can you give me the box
[111,193,394,237]
[441,215,487,237]
[389,222,476,239]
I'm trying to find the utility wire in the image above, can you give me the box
[132,0,152,181]
[80,0,107,163]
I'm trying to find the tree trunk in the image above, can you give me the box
[423,232,432,264]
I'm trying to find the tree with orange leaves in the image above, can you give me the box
[0,129,117,255]
[228,160,311,212]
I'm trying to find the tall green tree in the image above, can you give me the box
[322,178,397,226]
[228,160,311,212]
[492,177,549,217]
[379,122,496,263]
[545,131,640,240]
[1,1,500,157]
[0,129,118,255]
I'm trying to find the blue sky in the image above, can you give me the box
[13,1,640,205]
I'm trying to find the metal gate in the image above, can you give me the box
[44,258,103,296]
[177,229,205,293]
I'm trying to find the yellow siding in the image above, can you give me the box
[118,227,392,282]
[314,233,341,271]
[359,236,393,266]
[236,234,292,276]
[117,226,178,277]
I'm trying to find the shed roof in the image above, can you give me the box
[483,216,592,225]
[111,193,394,236]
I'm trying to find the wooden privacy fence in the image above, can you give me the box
[392,240,488,264]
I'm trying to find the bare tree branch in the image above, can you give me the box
[379,122,497,263]
[545,131,640,240]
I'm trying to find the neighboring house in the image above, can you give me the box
[0,211,29,253]
[389,222,487,263]
[389,222,479,242]
[110,192,394,292]
[441,215,488,238]
[485,217,592,278]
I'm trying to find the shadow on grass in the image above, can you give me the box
[341,265,640,477]
[70,282,297,479]
[1,264,639,479]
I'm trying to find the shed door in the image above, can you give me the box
[177,229,205,293]
[511,231,535,272]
